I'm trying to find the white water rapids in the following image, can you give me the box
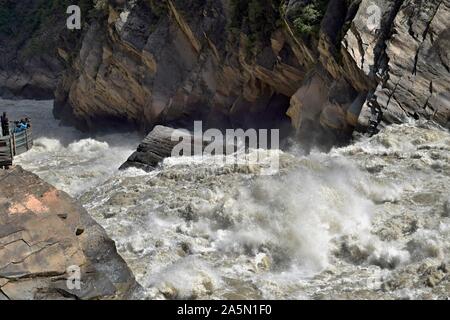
[2,98,449,299]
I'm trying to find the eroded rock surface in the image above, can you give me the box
[120,125,195,171]
[0,166,138,300]
[348,0,450,129]
[53,0,449,141]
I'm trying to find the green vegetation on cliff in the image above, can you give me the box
[229,0,283,45]
[291,0,329,37]
[0,0,94,61]
[0,1,15,34]
[228,0,332,51]
[148,0,168,17]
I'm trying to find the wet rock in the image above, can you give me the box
[107,192,138,207]
[254,253,271,271]
[222,278,262,300]
[443,199,450,217]
[426,273,444,288]
[376,214,422,241]
[159,283,178,299]
[102,209,117,219]
[178,242,192,256]
[438,263,449,274]
[0,166,139,300]
[420,263,447,288]
[366,165,384,174]
[407,237,443,261]
[337,239,370,265]
[179,204,198,222]
[120,126,195,171]
[382,273,414,292]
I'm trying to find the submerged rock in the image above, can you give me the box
[443,199,450,217]
[0,166,139,300]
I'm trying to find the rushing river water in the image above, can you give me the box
[2,98,450,299]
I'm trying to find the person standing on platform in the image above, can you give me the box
[1,112,9,137]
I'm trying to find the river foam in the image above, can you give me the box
[1,98,140,196]
[2,99,449,299]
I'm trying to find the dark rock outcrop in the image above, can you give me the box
[0,0,92,99]
[53,0,341,137]
[120,125,204,171]
[120,125,190,171]
[444,199,450,217]
[0,166,138,300]
[2,1,448,139]
[53,0,449,142]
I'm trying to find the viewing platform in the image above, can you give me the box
[0,114,33,169]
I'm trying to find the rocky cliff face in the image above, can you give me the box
[20,0,450,143]
[0,166,138,300]
[344,0,450,130]
[0,0,92,99]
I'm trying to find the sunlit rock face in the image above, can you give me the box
[52,0,449,143]
[343,0,450,129]
[0,166,139,300]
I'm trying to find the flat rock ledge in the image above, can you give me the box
[0,166,139,300]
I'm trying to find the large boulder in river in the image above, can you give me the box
[444,199,450,217]
[0,166,139,300]
[120,125,197,171]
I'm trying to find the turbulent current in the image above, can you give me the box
[3,99,450,299]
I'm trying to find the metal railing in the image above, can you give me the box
[0,126,33,168]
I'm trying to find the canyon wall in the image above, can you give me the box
[0,0,92,99]
[2,0,449,143]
